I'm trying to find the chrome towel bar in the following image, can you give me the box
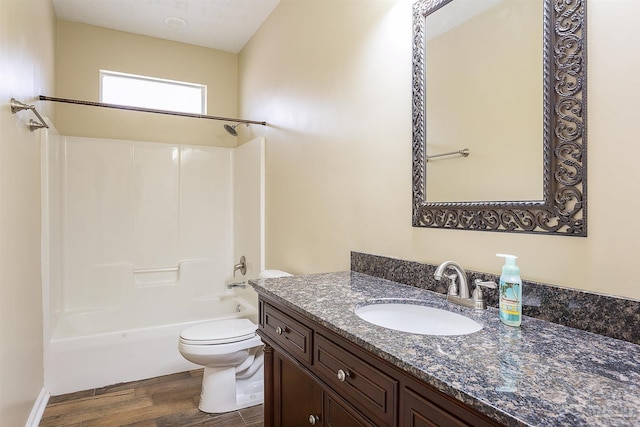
[425,148,470,162]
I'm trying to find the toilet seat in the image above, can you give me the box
[180,318,257,345]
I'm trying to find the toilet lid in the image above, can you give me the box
[180,318,257,345]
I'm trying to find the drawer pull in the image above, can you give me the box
[337,369,350,382]
[308,414,320,425]
[275,326,287,335]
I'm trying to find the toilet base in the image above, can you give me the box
[198,364,264,413]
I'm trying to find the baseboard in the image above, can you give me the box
[25,387,49,427]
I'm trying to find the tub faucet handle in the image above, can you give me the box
[233,256,247,277]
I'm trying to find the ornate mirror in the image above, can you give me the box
[412,0,587,235]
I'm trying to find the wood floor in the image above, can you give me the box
[40,369,264,427]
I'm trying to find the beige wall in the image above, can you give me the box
[56,21,240,147]
[239,0,640,301]
[0,0,56,424]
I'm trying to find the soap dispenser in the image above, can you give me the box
[496,254,522,327]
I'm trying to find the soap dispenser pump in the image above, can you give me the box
[497,254,522,327]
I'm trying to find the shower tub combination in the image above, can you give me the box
[43,135,265,395]
[46,293,257,395]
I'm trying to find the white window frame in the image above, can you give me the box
[99,70,207,115]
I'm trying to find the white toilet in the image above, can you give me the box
[178,269,292,413]
[179,318,264,413]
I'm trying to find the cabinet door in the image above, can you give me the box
[325,391,377,427]
[274,351,322,427]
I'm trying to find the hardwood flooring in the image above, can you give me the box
[40,369,264,427]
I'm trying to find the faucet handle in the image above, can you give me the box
[472,279,497,310]
[474,279,497,289]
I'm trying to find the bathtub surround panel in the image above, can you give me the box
[132,143,180,271]
[351,252,640,345]
[62,138,133,310]
[180,146,234,262]
[43,136,265,394]
[233,138,266,282]
[53,137,234,319]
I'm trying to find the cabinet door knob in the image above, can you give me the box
[275,326,285,335]
[308,414,320,425]
[337,369,350,382]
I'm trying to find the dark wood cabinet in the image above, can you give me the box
[264,302,313,364]
[401,377,499,427]
[258,297,502,427]
[314,333,397,426]
[273,351,321,426]
[324,389,376,427]
[272,346,375,427]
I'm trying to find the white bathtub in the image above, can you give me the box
[45,293,258,396]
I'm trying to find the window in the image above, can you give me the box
[100,70,207,114]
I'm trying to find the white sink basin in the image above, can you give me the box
[355,302,482,336]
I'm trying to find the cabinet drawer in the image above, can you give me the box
[404,387,467,427]
[263,303,313,364]
[314,333,397,426]
[403,383,500,427]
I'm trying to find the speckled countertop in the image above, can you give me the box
[250,271,640,427]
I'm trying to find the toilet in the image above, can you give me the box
[178,269,292,413]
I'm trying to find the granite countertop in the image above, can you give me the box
[250,271,640,427]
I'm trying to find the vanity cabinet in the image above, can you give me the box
[258,297,502,427]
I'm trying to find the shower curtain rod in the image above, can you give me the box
[38,95,267,126]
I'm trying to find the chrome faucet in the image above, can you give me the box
[434,261,470,299]
[434,261,496,310]
[227,281,247,289]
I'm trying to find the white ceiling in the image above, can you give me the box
[52,0,280,53]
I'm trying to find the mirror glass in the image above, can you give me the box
[412,0,587,235]
[425,0,543,202]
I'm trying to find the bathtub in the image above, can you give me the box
[45,293,257,396]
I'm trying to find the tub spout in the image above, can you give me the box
[227,281,246,289]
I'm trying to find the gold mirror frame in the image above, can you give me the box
[412,0,587,236]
